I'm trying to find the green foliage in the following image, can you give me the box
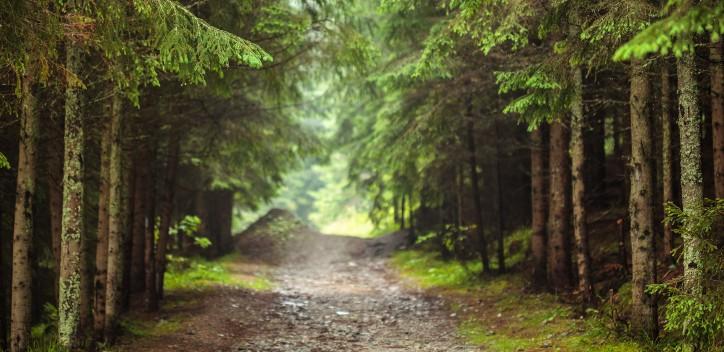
[169,215,212,249]
[0,152,10,169]
[614,0,724,60]
[496,68,568,129]
[646,199,724,351]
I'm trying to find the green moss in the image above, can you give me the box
[164,254,273,292]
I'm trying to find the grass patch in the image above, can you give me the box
[165,254,273,292]
[120,317,182,338]
[391,249,642,352]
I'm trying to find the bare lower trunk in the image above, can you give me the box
[711,40,724,198]
[10,73,37,352]
[104,93,124,344]
[530,127,548,289]
[629,60,658,338]
[547,119,572,292]
[47,124,64,304]
[94,105,112,338]
[130,149,149,292]
[154,137,179,305]
[660,63,676,262]
[144,151,158,311]
[58,41,86,349]
[466,116,490,273]
[491,119,505,274]
[677,51,704,295]
[570,66,593,301]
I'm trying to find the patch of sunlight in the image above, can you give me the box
[392,248,643,352]
[164,254,273,292]
[320,210,375,237]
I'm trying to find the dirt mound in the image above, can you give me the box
[235,208,312,263]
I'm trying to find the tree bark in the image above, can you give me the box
[130,149,149,292]
[144,151,158,311]
[570,66,593,301]
[93,104,112,338]
[660,63,676,262]
[547,119,572,292]
[491,119,505,274]
[10,73,37,352]
[466,115,491,273]
[104,93,124,343]
[677,51,704,294]
[154,136,179,305]
[530,127,548,289]
[711,40,724,198]
[629,60,658,338]
[47,123,64,304]
[58,40,86,349]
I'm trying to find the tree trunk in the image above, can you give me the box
[629,60,658,338]
[93,109,112,339]
[154,137,179,305]
[400,195,406,230]
[130,149,149,292]
[570,66,593,301]
[104,93,124,344]
[661,63,676,263]
[547,119,572,292]
[144,152,158,311]
[58,41,86,349]
[711,40,724,198]
[466,116,491,273]
[677,51,704,294]
[491,119,505,274]
[530,127,548,289]
[10,73,37,352]
[47,123,64,304]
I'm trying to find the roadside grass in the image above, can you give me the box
[164,253,273,292]
[391,249,641,352]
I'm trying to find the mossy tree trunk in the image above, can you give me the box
[547,119,572,292]
[154,136,179,305]
[10,72,38,352]
[677,51,704,294]
[466,113,491,273]
[58,40,86,349]
[104,93,124,343]
[530,127,548,289]
[711,40,723,198]
[570,65,592,302]
[628,59,658,338]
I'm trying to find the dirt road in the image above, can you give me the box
[120,229,477,351]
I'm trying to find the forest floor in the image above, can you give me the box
[115,211,639,352]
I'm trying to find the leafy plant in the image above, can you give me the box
[646,199,724,351]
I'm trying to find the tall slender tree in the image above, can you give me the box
[58,35,86,348]
[10,73,38,352]
[530,127,548,289]
[547,119,572,292]
[628,59,658,337]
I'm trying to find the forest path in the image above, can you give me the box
[119,230,478,352]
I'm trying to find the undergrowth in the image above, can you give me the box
[164,253,273,291]
[392,248,642,352]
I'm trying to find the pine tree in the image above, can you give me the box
[58,35,86,349]
[10,73,38,352]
